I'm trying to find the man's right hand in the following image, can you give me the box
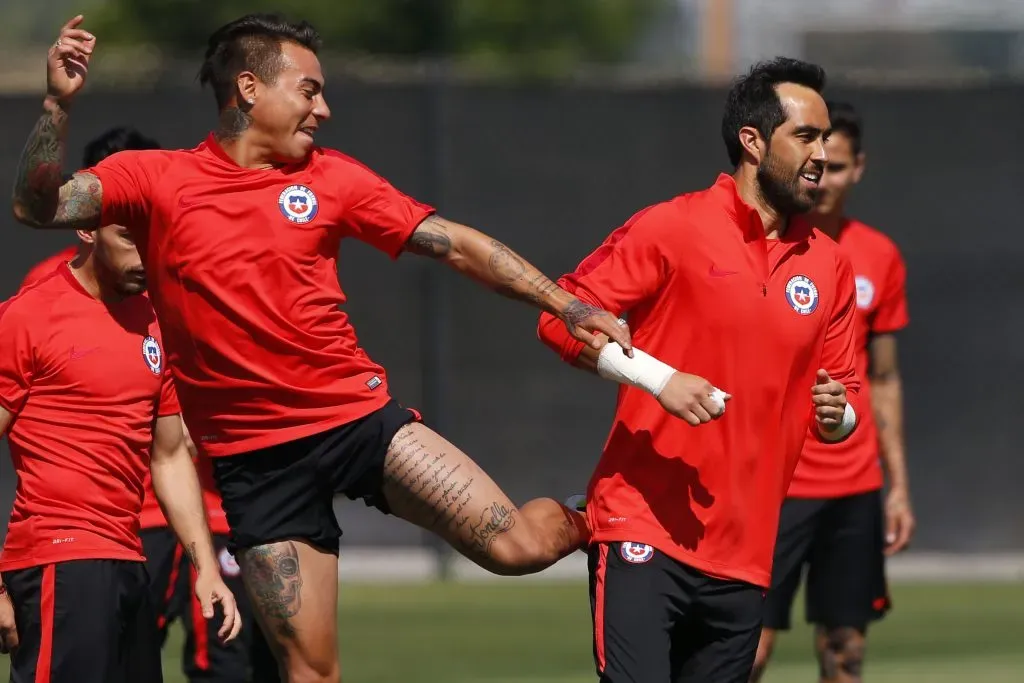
[658,372,730,426]
[0,588,19,653]
[47,15,95,106]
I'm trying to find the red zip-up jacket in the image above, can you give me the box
[538,174,861,587]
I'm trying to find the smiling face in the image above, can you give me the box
[245,41,331,164]
[754,82,831,216]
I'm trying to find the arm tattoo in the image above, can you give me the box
[406,216,453,258]
[52,174,102,228]
[486,240,566,309]
[488,240,527,282]
[215,106,253,141]
[240,542,303,638]
[13,108,67,225]
[185,542,199,572]
[562,299,601,329]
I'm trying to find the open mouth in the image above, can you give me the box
[799,169,821,186]
[297,126,317,140]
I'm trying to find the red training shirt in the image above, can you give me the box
[88,135,435,457]
[787,219,909,498]
[20,245,78,290]
[20,250,228,533]
[0,267,179,571]
[537,174,862,587]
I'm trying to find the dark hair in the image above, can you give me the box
[82,127,161,167]
[198,13,322,110]
[721,57,827,167]
[825,100,863,155]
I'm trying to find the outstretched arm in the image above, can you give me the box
[11,16,102,230]
[406,215,632,353]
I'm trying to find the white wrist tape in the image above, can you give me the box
[596,342,676,397]
[819,402,857,441]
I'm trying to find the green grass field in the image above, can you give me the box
[2,581,1022,681]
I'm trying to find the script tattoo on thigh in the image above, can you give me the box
[385,426,517,559]
[242,542,303,638]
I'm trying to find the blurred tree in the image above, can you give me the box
[90,0,663,76]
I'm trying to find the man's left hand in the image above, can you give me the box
[884,487,916,556]
[560,299,633,356]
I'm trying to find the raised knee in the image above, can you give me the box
[486,533,554,576]
[285,656,341,683]
[749,629,776,682]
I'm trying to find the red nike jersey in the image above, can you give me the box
[89,136,434,457]
[0,267,179,571]
[787,219,909,498]
[538,174,862,587]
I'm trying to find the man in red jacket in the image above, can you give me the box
[538,57,862,683]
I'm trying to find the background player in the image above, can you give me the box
[0,211,240,681]
[11,14,634,683]
[19,124,273,683]
[538,58,863,683]
[751,101,915,683]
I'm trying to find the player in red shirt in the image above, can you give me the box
[12,14,633,681]
[537,58,862,683]
[0,216,240,680]
[751,102,915,683]
[20,126,275,683]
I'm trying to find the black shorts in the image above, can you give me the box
[2,559,162,683]
[212,399,419,555]
[589,542,765,683]
[763,489,891,631]
[142,528,280,683]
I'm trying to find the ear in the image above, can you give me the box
[852,151,866,184]
[236,71,259,108]
[76,229,96,244]
[738,125,767,164]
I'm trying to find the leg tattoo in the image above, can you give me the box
[241,542,304,638]
[383,425,517,563]
[816,627,866,683]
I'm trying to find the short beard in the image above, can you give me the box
[756,149,816,217]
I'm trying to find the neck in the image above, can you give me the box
[732,165,787,238]
[809,209,845,240]
[214,107,275,170]
[70,257,127,304]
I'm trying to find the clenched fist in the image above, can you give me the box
[658,372,731,426]
[811,369,848,433]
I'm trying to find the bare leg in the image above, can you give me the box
[381,422,589,575]
[749,628,777,682]
[237,540,341,683]
[816,626,867,683]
